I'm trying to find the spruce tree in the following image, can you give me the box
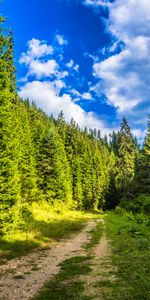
[17,101,37,202]
[137,116,150,194]
[37,128,72,206]
[116,117,136,198]
[0,18,20,233]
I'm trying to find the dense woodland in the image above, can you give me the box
[0,17,150,236]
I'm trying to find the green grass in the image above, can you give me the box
[85,221,104,250]
[0,201,100,264]
[102,211,150,300]
[32,255,93,300]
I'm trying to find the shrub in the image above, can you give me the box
[114,206,126,216]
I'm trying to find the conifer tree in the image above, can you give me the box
[17,101,37,202]
[37,128,72,206]
[80,136,93,210]
[137,116,150,194]
[0,18,20,233]
[116,117,136,198]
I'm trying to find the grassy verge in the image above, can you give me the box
[0,201,100,263]
[102,211,150,300]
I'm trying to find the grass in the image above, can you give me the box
[32,255,93,300]
[100,211,150,300]
[85,220,104,250]
[0,201,100,264]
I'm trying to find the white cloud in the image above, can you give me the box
[109,0,150,40]
[55,34,68,45]
[66,59,79,72]
[74,64,79,72]
[82,92,93,100]
[53,79,66,90]
[90,0,150,124]
[19,37,114,134]
[19,80,110,134]
[28,59,58,78]
[19,38,53,64]
[66,59,74,68]
[58,70,69,78]
[70,89,81,97]
[84,0,110,8]
[19,37,70,80]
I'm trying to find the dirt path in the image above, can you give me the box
[81,219,116,300]
[0,219,100,300]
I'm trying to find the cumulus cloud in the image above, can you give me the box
[19,38,53,64]
[19,36,69,80]
[28,59,58,78]
[88,0,150,129]
[19,37,111,133]
[19,81,110,134]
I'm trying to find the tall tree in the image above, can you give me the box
[136,116,150,194]
[37,128,72,206]
[0,18,20,233]
[116,117,136,198]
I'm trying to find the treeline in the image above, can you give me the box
[0,17,150,235]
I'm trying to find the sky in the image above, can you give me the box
[1,0,150,139]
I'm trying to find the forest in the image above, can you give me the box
[0,16,150,236]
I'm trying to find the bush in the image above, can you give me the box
[114,206,126,216]
[119,194,150,214]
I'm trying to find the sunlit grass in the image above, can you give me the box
[103,211,150,300]
[0,201,101,263]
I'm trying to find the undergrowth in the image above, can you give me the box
[103,210,150,300]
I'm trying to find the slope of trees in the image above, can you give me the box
[0,18,150,235]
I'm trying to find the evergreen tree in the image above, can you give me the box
[137,117,150,194]
[37,128,72,206]
[116,117,136,198]
[0,18,20,233]
[110,131,119,154]
[5,30,16,93]
[17,101,37,202]
[57,111,67,141]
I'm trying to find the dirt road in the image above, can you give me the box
[0,219,102,300]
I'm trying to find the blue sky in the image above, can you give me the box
[1,0,150,139]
